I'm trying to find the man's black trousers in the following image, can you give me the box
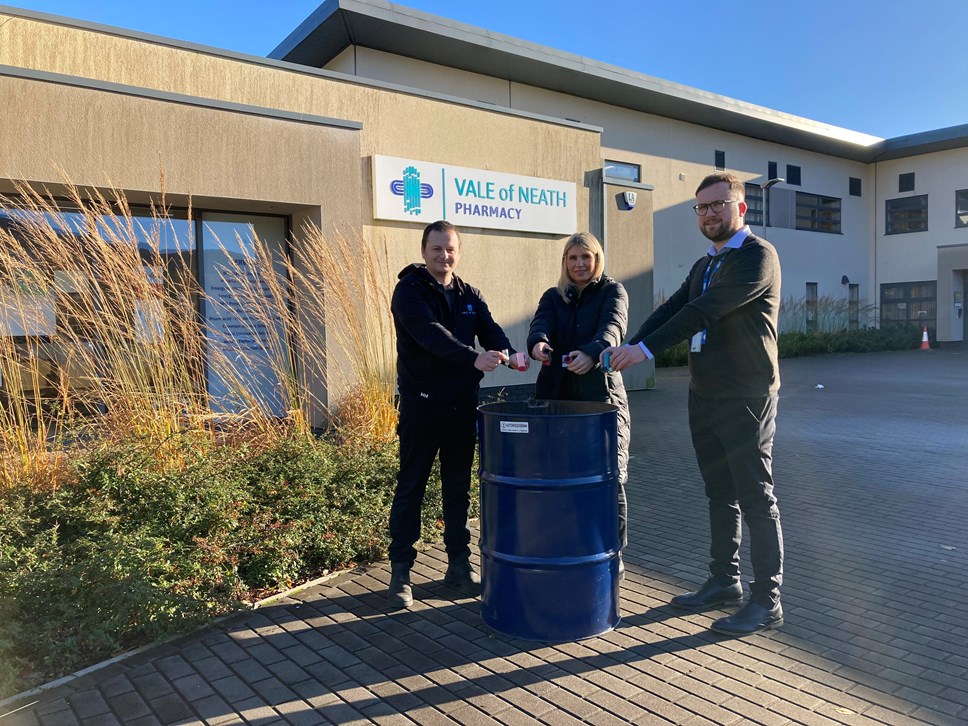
[688,392,784,607]
[388,394,477,567]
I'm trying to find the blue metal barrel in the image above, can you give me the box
[477,399,620,641]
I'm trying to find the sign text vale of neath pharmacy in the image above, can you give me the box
[372,155,576,235]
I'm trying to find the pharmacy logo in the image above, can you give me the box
[390,165,434,215]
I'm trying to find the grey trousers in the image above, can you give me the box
[688,392,784,606]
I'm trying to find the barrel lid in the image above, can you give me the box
[478,400,617,417]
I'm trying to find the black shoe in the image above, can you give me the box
[444,559,481,596]
[388,563,413,609]
[670,578,743,611]
[710,601,783,635]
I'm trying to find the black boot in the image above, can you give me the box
[388,563,413,609]
[711,601,783,635]
[670,578,743,611]
[444,558,481,597]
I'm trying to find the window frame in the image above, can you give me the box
[956,189,968,228]
[805,282,819,333]
[795,191,841,234]
[603,159,641,183]
[744,183,764,227]
[880,281,936,334]
[885,195,929,235]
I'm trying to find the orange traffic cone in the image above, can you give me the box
[920,326,930,350]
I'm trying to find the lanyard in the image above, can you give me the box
[701,254,725,294]
[696,253,726,349]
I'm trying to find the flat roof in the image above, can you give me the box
[271,0,968,163]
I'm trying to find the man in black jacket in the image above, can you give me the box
[604,172,784,635]
[388,220,529,609]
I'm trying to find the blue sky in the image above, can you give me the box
[5,0,965,140]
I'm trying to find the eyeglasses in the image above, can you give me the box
[693,199,740,216]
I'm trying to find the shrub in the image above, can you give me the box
[654,326,921,367]
[0,432,438,696]
[0,181,419,698]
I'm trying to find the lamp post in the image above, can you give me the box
[759,177,784,234]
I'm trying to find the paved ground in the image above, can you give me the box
[3,348,967,725]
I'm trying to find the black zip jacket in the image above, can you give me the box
[392,264,514,403]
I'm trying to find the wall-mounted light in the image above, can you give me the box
[841,275,850,285]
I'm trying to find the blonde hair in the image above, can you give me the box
[557,232,605,300]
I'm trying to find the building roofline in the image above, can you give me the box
[0,63,363,130]
[874,123,968,161]
[270,0,968,163]
[4,1,965,161]
[0,3,601,135]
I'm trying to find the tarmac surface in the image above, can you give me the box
[3,347,967,725]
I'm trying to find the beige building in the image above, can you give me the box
[1,0,965,422]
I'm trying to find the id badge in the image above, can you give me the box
[690,331,704,353]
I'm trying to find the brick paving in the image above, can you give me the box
[2,348,967,725]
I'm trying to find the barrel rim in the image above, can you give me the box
[478,399,619,417]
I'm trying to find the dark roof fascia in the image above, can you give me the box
[271,0,968,163]
[873,123,968,161]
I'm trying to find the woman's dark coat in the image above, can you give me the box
[527,275,630,484]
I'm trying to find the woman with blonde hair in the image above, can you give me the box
[527,231,630,570]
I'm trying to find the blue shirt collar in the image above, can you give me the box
[707,225,751,257]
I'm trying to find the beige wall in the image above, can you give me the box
[0,69,364,420]
[938,245,968,343]
[602,180,654,390]
[0,11,605,397]
[324,46,877,315]
[874,148,968,285]
[0,75,361,217]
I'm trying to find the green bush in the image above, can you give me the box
[654,340,689,368]
[0,433,472,698]
[655,326,921,367]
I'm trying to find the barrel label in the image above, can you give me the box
[499,421,530,434]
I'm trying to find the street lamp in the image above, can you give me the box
[759,177,784,234]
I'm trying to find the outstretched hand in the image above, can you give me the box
[601,344,645,372]
[532,341,553,363]
[475,349,510,372]
[508,352,531,371]
[565,350,595,375]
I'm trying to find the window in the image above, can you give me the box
[714,150,725,171]
[880,281,936,334]
[796,193,841,234]
[848,284,860,331]
[1,198,290,417]
[956,189,968,228]
[786,165,801,186]
[768,161,778,180]
[898,173,915,193]
[202,213,289,417]
[805,283,818,333]
[744,183,764,227]
[1,200,195,403]
[604,160,640,183]
[886,195,928,234]
[849,177,862,197]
